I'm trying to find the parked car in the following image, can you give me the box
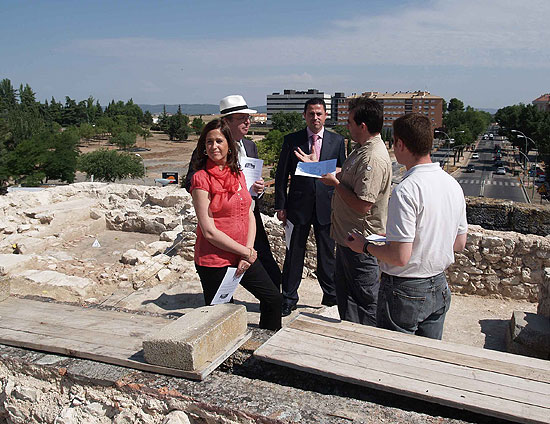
[495,167,506,175]
[472,153,479,159]
[465,164,475,173]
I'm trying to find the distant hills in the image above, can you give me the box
[138,103,495,116]
[477,108,498,115]
[138,104,267,115]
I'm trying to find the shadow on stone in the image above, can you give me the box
[480,318,508,351]
[141,292,204,310]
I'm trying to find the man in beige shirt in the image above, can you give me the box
[321,97,392,325]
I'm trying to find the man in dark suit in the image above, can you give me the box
[184,95,281,288]
[275,98,346,316]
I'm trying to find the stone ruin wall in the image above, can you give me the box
[1,184,550,423]
[1,183,549,306]
[86,184,550,304]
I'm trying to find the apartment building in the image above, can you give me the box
[266,89,332,123]
[337,91,444,131]
[533,93,550,112]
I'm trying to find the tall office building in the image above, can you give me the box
[266,89,332,124]
[337,91,444,131]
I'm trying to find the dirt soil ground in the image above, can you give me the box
[77,130,269,187]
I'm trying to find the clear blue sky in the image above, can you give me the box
[1,0,548,110]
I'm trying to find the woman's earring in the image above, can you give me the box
[203,149,207,155]
[228,148,232,154]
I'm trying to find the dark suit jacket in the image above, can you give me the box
[274,128,346,226]
[184,138,258,193]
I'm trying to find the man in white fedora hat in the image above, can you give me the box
[185,95,282,288]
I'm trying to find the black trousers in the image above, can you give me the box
[281,212,336,308]
[195,260,282,330]
[253,204,282,289]
[335,244,379,326]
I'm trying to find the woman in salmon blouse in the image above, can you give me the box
[190,119,282,330]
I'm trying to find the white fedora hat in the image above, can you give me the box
[219,95,257,116]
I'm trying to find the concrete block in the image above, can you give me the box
[143,304,247,371]
[506,310,550,360]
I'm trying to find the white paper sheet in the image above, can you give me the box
[240,157,263,195]
[295,159,337,178]
[210,267,243,305]
[284,220,294,250]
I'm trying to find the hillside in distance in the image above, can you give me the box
[139,104,267,115]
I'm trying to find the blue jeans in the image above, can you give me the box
[335,244,379,326]
[378,272,451,340]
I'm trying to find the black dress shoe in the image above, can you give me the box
[281,304,297,317]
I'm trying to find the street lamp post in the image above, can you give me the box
[517,150,529,187]
[511,129,530,171]
[434,130,465,172]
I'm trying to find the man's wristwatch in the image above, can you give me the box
[363,240,372,256]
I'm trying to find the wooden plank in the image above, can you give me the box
[291,314,550,383]
[269,327,549,408]
[256,329,549,424]
[295,313,543,369]
[255,315,550,424]
[0,315,155,352]
[0,297,248,380]
[295,313,548,370]
[0,298,169,331]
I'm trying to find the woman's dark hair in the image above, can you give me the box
[191,119,240,173]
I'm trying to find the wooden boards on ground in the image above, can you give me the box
[254,313,550,424]
[0,297,249,380]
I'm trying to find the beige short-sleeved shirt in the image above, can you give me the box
[330,134,392,245]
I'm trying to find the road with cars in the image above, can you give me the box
[455,139,527,202]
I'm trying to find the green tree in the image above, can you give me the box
[42,129,79,183]
[166,106,189,141]
[257,130,285,178]
[271,111,305,133]
[140,127,152,147]
[48,97,63,124]
[191,117,205,135]
[78,149,145,182]
[447,98,465,113]
[111,131,137,150]
[0,79,17,110]
[157,105,169,132]
[6,135,47,186]
[79,122,96,140]
[332,125,354,154]
[142,110,153,126]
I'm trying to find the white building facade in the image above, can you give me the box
[266,89,332,124]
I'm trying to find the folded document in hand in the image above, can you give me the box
[295,159,337,178]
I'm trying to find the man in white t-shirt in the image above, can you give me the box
[346,113,468,339]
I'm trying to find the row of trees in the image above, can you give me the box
[153,106,205,141]
[495,103,550,157]
[441,98,493,147]
[0,78,209,190]
[0,79,151,189]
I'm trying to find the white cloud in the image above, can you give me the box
[53,0,548,106]
[67,0,550,70]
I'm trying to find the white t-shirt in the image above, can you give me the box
[380,162,468,278]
